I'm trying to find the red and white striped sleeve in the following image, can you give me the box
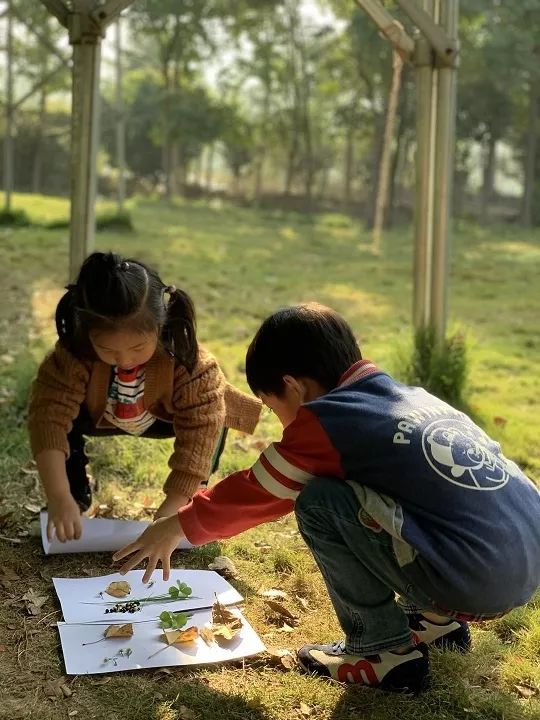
[177,406,342,546]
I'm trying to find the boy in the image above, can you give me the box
[114,303,540,694]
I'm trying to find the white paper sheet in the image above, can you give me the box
[58,607,265,675]
[53,570,243,624]
[40,512,194,554]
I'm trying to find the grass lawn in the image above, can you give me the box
[0,193,539,720]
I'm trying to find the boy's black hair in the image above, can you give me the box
[55,251,198,372]
[245,303,361,396]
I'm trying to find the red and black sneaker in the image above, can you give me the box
[408,614,471,652]
[297,640,430,694]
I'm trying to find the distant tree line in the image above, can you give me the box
[1,0,539,225]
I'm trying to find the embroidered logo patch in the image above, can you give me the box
[422,418,512,491]
[359,509,382,532]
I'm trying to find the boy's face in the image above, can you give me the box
[259,376,326,428]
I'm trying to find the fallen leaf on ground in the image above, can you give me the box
[0,565,19,588]
[253,541,272,552]
[299,702,312,717]
[105,581,131,598]
[163,627,199,645]
[43,681,64,701]
[515,684,538,699]
[91,677,112,686]
[178,705,198,720]
[294,595,310,611]
[264,599,300,626]
[20,462,37,475]
[68,711,78,717]
[277,623,295,633]
[259,588,288,600]
[0,644,7,652]
[59,683,72,698]
[207,556,238,579]
[22,588,48,616]
[104,623,133,638]
[266,647,296,670]
[24,503,42,514]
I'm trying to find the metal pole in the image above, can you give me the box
[430,0,458,340]
[3,0,14,211]
[413,0,435,330]
[115,17,126,212]
[68,5,102,280]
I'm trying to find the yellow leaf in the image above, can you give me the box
[199,626,215,646]
[105,581,131,598]
[211,621,242,641]
[163,627,199,645]
[104,624,133,639]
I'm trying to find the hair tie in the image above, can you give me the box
[117,261,130,271]
[165,285,176,294]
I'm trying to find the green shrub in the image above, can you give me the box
[399,325,468,407]
[96,210,134,232]
[0,208,31,227]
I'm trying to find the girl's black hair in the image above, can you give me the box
[245,303,362,396]
[55,251,198,372]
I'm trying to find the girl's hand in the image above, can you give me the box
[113,515,184,583]
[154,492,190,520]
[47,493,82,542]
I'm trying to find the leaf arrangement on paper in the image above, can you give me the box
[52,570,266,674]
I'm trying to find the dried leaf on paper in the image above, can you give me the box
[163,626,199,645]
[212,599,240,626]
[212,623,241,641]
[105,581,131,598]
[104,623,133,639]
[264,599,300,625]
[207,556,238,579]
[199,625,215,646]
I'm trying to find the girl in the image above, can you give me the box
[28,251,261,543]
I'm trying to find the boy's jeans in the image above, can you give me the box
[295,476,435,655]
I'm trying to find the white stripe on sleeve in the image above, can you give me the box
[263,444,312,485]
[252,459,302,501]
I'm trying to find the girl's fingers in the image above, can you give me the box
[73,517,82,541]
[161,554,171,582]
[56,521,66,543]
[47,519,55,543]
[142,555,159,584]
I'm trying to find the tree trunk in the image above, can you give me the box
[205,143,215,192]
[480,134,496,224]
[32,88,48,193]
[343,125,355,205]
[521,70,539,228]
[3,1,14,210]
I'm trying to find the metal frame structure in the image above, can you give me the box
[39,0,133,279]
[355,0,459,340]
[33,0,459,337]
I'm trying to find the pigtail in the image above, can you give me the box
[163,286,198,373]
[55,284,79,353]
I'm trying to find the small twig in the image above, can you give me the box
[0,534,23,544]
[35,609,62,626]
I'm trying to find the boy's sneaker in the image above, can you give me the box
[297,640,430,694]
[408,613,471,652]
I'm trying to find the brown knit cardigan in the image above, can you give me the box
[28,342,261,497]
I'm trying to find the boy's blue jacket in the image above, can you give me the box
[179,361,540,613]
